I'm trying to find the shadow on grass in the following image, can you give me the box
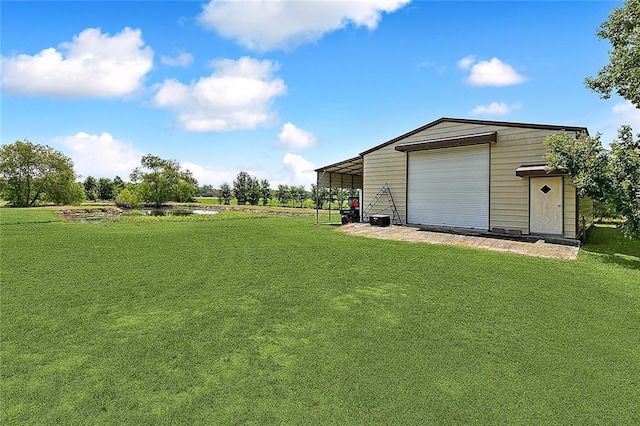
[581,225,640,270]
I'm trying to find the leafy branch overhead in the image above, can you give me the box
[585,0,640,107]
[545,127,640,238]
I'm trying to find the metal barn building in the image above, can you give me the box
[316,117,594,240]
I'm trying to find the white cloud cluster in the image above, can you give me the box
[161,52,194,67]
[154,56,286,132]
[181,161,237,187]
[471,101,522,116]
[458,56,525,87]
[282,153,316,186]
[197,0,409,51]
[613,101,640,131]
[276,122,317,150]
[54,132,142,179]
[1,27,153,98]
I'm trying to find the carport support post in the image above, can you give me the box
[329,173,332,223]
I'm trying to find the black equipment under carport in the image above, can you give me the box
[340,196,360,224]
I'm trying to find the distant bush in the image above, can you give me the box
[115,188,144,209]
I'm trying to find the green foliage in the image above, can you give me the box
[83,176,98,201]
[290,185,308,208]
[2,217,639,424]
[0,140,82,206]
[259,179,271,206]
[197,184,217,198]
[97,177,115,200]
[585,0,640,107]
[130,154,198,207]
[218,183,232,205]
[545,127,640,238]
[115,187,144,209]
[276,184,291,206]
[594,199,620,221]
[311,183,329,209]
[112,176,126,196]
[232,171,261,205]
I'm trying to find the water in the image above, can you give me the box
[144,208,218,216]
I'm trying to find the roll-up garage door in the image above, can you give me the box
[407,144,489,229]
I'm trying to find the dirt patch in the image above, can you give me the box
[341,223,579,260]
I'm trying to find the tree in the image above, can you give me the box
[246,177,261,206]
[545,127,640,238]
[232,171,261,206]
[276,184,291,206]
[233,171,251,205]
[311,183,329,209]
[198,184,217,197]
[585,0,640,107]
[130,154,198,207]
[259,179,271,206]
[112,175,126,198]
[97,177,115,200]
[218,183,232,205]
[291,185,307,208]
[83,176,98,201]
[0,140,83,206]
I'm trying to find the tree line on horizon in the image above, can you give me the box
[0,142,341,209]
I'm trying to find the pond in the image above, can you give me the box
[143,208,218,216]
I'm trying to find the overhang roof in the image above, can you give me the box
[395,131,497,152]
[361,117,588,156]
[315,155,363,176]
[515,164,566,177]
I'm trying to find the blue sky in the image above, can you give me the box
[2,1,638,188]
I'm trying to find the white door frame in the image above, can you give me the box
[529,176,564,235]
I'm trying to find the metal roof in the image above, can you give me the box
[315,155,363,176]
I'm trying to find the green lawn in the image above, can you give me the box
[1,209,639,424]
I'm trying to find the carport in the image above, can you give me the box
[314,156,363,224]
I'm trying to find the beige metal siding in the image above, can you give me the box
[563,178,577,239]
[363,144,407,221]
[578,194,594,236]
[362,120,581,238]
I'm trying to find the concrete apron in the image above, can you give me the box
[341,223,579,260]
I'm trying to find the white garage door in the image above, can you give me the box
[407,144,489,229]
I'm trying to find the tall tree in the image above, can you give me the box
[218,183,232,205]
[259,179,271,206]
[246,177,261,206]
[276,184,291,206]
[130,154,198,207]
[97,177,115,200]
[0,140,83,206]
[311,183,329,209]
[585,0,640,107]
[233,171,252,205]
[545,127,640,238]
[83,176,98,201]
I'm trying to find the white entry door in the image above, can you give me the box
[530,176,563,235]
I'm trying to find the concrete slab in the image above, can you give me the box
[340,223,579,260]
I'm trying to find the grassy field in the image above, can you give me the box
[1,208,639,424]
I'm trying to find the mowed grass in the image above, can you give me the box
[1,209,639,424]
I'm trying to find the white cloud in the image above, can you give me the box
[154,56,286,132]
[457,55,475,70]
[181,162,237,187]
[276,122,317,150]
[54,132,143,179]
[282,153,316,186]
[197,0,409,52]
[161,52,194,67]
[460,57,526,87]
[613,100,640,131]
[471,101,522,116]
[1,27,153,98]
